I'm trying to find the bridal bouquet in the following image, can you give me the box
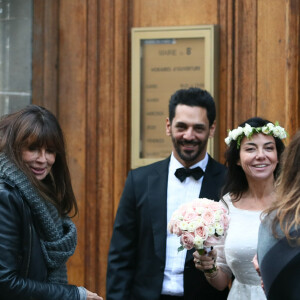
[168,198,229,256]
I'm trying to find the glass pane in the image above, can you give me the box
[0,0,32,116]
[140,38,205,159]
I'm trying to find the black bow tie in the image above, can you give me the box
[174,167,204,182]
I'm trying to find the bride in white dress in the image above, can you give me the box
[193,117,287,299]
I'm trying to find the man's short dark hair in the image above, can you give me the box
[168,87,216,126]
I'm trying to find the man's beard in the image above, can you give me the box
[171,136,208,163]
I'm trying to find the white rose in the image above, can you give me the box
[207,225,215,236]
[225,136,232,145]
[231,127,243,140]
[187,220,200,232]
[243,123,253,137]
[179,220,189,231]
[278,127,287,139]
[194,236,204,249]
[272,127,281,138]
[262,125,270,134]
[215,222,224,236]
[195,206,205,215]
[214,210,222,221]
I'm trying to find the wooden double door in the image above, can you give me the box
[32,0,299,297]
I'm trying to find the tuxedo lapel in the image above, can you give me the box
[148,158,169,263]
[186,156,226,264]
[199,156,215,199]
[200,156,224,200]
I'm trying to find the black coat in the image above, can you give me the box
[0,179,79,300]
[106,156,229,300]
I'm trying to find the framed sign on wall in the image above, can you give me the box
[131,25,219,169]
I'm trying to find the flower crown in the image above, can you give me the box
[225,121,287,149]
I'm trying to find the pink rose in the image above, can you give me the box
[180,231,195,250]
[183,211,198,223]
[202,209,215,225]
[195,225,208,240]
[169,220,182,236]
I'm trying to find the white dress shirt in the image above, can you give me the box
[161,152,209,296]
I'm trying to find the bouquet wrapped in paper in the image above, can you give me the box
[168,198,229,271]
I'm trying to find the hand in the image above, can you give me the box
[193,248,217,272]
[86,289,103,300]
[252,254,260,276]
[252,254,265,292]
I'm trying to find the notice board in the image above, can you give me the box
[131,25,219,168]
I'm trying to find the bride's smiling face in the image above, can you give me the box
[237,133,278,181]
[22,146,56,180]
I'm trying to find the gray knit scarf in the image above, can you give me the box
[0,153,77,284]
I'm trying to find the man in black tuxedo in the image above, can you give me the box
[106,88,229,300]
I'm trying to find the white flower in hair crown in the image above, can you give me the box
[225,121,287,149]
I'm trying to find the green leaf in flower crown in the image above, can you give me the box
[236,134,244,149]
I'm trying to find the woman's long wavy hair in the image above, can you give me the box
[0,105,78,217]
[222,117,285,201]
[264,130,300,244]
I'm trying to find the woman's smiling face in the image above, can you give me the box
[238,133,278,182]
[22,146,56,180]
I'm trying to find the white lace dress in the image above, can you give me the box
[216,194,266,299]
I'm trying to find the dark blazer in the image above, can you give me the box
[106,155,229,300]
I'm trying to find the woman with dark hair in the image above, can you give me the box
[257,130,300,299]
[193,117,286,299]
[0,105,102,300]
